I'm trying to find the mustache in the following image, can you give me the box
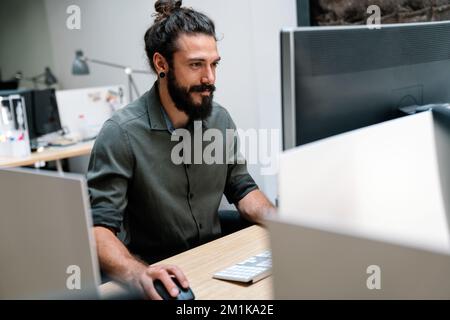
[189,84,216,93]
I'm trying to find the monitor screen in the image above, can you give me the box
[0,80,19,91]
[32,88,62,138]
[0,89,62,141]
[281,21,450,150]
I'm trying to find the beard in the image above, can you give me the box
[166,69,215,121]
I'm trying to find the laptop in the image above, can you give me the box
[0,168,101,299]
[270,108,450,299]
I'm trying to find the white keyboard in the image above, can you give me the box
[213,250,272,283]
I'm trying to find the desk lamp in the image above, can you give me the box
[15,67,58,89]
[72,50,151,102]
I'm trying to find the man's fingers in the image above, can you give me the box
[138,265,190,299]
[157,272,180,298]
[166,265,189,289]
[139,270,163,300]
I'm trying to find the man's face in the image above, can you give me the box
[167,33,220,121]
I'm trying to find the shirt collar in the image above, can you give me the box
[146,82,169,131]
[160,103,176,134]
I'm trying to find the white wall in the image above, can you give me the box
[44,0,154,95]
[43,0,297,202]
[249,0,297,202]
[0,0,55,87]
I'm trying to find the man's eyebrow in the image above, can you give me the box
[187,57,222,63]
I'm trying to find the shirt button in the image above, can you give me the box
[199,223,203,229]
[189,193,194,199]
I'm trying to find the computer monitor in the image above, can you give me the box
[0,88,62,142]
[0,79,19,91]
[271,107,450,298]
[32,88,62,138]
[0,168,100,299]
[278,108,450,251]
[281,21,450,150]
[267,216,450,299]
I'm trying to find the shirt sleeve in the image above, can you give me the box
[87,119,134,232]
[223,113,259,204]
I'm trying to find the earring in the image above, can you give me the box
[159,72,166,79]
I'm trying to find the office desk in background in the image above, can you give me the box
[0,141,94,172]
[100,225,273,300]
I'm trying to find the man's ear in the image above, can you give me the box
[153,52,168,73]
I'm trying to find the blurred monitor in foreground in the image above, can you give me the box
[0,169,100,299]
[270,107,450,299]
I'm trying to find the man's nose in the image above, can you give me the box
[201,66,215,85]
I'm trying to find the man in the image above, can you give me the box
[87,0,275,300]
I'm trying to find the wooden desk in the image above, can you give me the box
[0,141,94,171]
[100,225,273,300]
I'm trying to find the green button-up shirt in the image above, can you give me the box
[87,83,258,263]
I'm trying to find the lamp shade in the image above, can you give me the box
[44,67,58,86]
[72,50,90,75]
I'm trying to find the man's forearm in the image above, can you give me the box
[236,189,276,223]
[94,226,190,300]
[94,226,147,286]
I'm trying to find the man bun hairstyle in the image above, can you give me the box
[154,0,182,22]
[144,0,217,73]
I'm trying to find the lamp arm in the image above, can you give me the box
[87,58,151,74]
[24,73,45,81]
[28,79,47,84]
[87,58,128,70]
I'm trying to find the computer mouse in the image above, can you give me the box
[153,278,195,300]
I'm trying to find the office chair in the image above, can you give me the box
[218,210,253,236]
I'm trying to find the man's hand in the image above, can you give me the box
[134,264,189,300]
[94,226,189,300]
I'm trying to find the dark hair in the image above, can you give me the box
[144,0,217,73]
